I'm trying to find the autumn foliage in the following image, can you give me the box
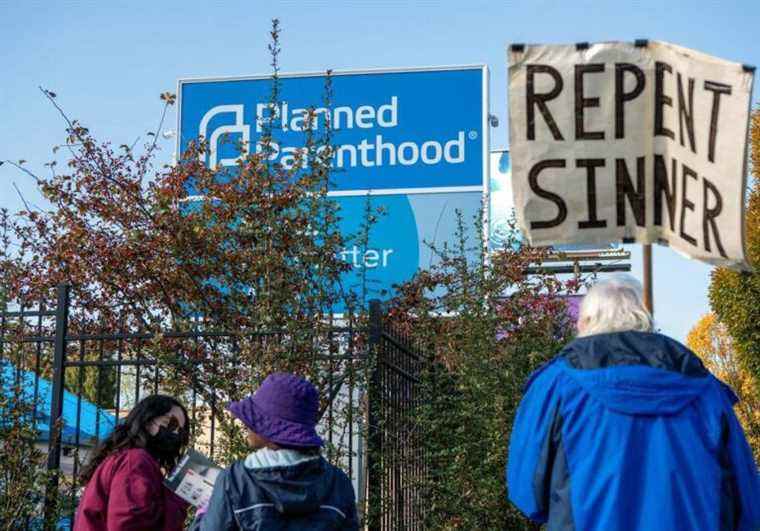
[709,109,760,388]
[703,108,760,462]
[0,21,372,475]
[1,98,349,331]
[687,313,760,460]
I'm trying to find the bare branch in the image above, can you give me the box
[1,160,43,185]
[11,182,42,213]
[138,102,171,184]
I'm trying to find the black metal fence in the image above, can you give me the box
[367,300,429,531]
[0,285,429,530]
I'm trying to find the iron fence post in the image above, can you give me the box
[44,284,70,527]
[366,299,382,531]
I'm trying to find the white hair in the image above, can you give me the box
[577,274,654,337]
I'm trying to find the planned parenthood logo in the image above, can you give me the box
[178,66,486,195]
[199,97,469,173]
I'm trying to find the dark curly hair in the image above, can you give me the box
[79,394,189,485]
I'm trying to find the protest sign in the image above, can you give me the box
[508,41,754,268]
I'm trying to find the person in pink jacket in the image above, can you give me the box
[74,395,191,531]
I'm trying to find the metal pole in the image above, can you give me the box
[366,299,382,531]
[45,284,70,527]
[642,244,654,315]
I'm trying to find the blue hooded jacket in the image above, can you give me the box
[507,331,760,531]
[191,450,358,531]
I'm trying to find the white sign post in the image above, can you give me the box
[508,40,754,275]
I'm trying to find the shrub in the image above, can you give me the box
[388,215,577,530]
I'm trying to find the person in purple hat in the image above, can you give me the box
[190,372,359,530]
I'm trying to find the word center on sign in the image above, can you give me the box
[339,246,394,269]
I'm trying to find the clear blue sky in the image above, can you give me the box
[2,0,758,341]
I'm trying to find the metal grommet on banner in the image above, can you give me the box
[510,43,525,53]
[634,39,649,48]
[576,42,590,51]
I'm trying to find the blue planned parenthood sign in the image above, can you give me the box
[178,66,487,309]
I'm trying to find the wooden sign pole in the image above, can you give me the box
[642,244,654,316]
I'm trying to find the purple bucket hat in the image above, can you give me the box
[228,372,323,448]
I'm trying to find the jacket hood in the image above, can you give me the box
[560,331,712,416]
[232,453,337,515]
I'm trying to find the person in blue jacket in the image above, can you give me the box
[507,274,760,531]
[191,372,359,530]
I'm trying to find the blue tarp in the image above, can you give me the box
[1,360,116,445]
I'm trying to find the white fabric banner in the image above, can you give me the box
[508,41,754,268]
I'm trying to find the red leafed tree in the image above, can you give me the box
[0,21,364,464]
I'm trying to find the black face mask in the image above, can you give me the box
[146,426,184,464]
